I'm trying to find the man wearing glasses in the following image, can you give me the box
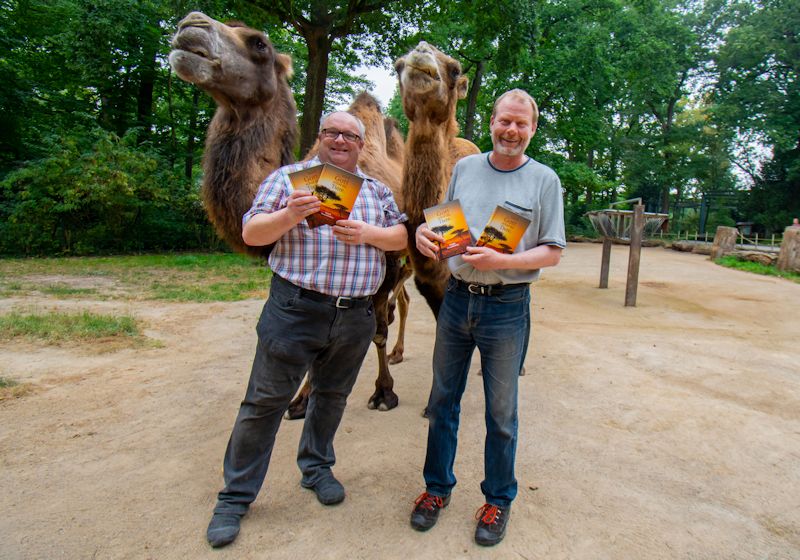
[206,111,408,548]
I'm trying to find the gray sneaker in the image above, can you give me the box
[206,513,241,548]
[301,474,346,505]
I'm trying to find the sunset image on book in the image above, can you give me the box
[288,163,363,228]
[476,205,531,254]
[423,199,473,260]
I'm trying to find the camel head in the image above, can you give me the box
[169,12,293,111]
[394,41,468,125]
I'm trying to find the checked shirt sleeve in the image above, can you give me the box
[375,180,407,227]
[242,168,290,227]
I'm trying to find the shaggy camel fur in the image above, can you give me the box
[169,12,296,258]
[169,12,410,415]
[394,42,480,317]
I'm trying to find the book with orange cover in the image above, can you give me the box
[423,199,473,260]
[476,205,531,254]
[288,163,364,228]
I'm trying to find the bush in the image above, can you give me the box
[0,128,217,255]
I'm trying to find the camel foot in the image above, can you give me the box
[387,350,404,365]
[367,388,399,411]
[284,395,308,420]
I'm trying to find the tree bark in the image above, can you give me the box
[463,59,484,142]
[185,89,199,182]
[136,43,158,138]
[299,31,333,156]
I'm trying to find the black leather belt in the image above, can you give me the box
[274,275,372,309]
[453,277,530,296]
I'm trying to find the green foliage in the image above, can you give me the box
[0,127,214,255]
[0,0,796,251]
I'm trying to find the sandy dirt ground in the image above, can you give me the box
[1,242,799,560]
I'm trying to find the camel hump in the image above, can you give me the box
[451,137,481,163]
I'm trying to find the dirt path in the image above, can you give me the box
[1,243,798,559]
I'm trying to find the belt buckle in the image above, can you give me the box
[335,296,353,309]
[467,283,488,295]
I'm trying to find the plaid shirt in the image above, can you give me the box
[243,158,407,297]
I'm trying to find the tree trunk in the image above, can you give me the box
[463,59,484,142]
[586,149,594,205]
[299,32,332,156]
[136,43,158,138]
[185,89,199,181]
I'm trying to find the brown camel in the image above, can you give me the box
[169,12,410,416]
[394,41,480,317]
[169,12,296,258]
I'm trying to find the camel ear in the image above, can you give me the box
[456,75,468,100]
[276,53,293,80]
[394,57,405,76]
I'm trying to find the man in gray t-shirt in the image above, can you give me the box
[410,89,566,547]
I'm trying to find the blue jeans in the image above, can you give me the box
[423,277,530,507]
[214,275,376,516]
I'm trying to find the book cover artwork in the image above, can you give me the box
[288,163,363,228]
[476,205,531,254]
[423,200,473,260]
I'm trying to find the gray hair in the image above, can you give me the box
[319,111,366,139]
[492,89,539,124]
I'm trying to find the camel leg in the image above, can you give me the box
[387,285,409,364]
[368,342,398,411]
[285,376,311,420]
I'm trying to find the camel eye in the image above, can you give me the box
[249,36,268,52]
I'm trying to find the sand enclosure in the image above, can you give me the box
[1,242,798,559]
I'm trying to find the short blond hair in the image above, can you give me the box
[492,89,539,124]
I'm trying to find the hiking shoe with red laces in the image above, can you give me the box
[474,503,510,546]
[410,492,450,531]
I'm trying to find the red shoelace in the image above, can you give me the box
[475,503,501,524]
[414,492,445,510]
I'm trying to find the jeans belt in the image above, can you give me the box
[454,277,529,296]
[275,275,371,309]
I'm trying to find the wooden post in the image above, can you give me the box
[625,204,644,307]
[599,237,612,288]
[710,226,738,259]
[776,226,800,273]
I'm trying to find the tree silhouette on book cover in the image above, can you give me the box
[288,163,364,228]
[423,200,472,260]
[476,206,531,254]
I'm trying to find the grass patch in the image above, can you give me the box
[0,253,272,302]
[0,311,141,343]
[0,376,35,401]
[716,256,800,283]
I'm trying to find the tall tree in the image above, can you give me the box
[243,0,420,154]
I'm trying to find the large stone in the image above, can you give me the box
[710,226,738,260]
[732,251,777,266]
[776,227,800,273]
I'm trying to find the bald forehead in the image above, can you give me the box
[322,111,360,132]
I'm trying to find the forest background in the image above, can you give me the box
[1,0,797,256]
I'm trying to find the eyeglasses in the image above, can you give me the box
[320,128,361,142]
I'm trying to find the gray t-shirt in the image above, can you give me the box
[445,153,566,284]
